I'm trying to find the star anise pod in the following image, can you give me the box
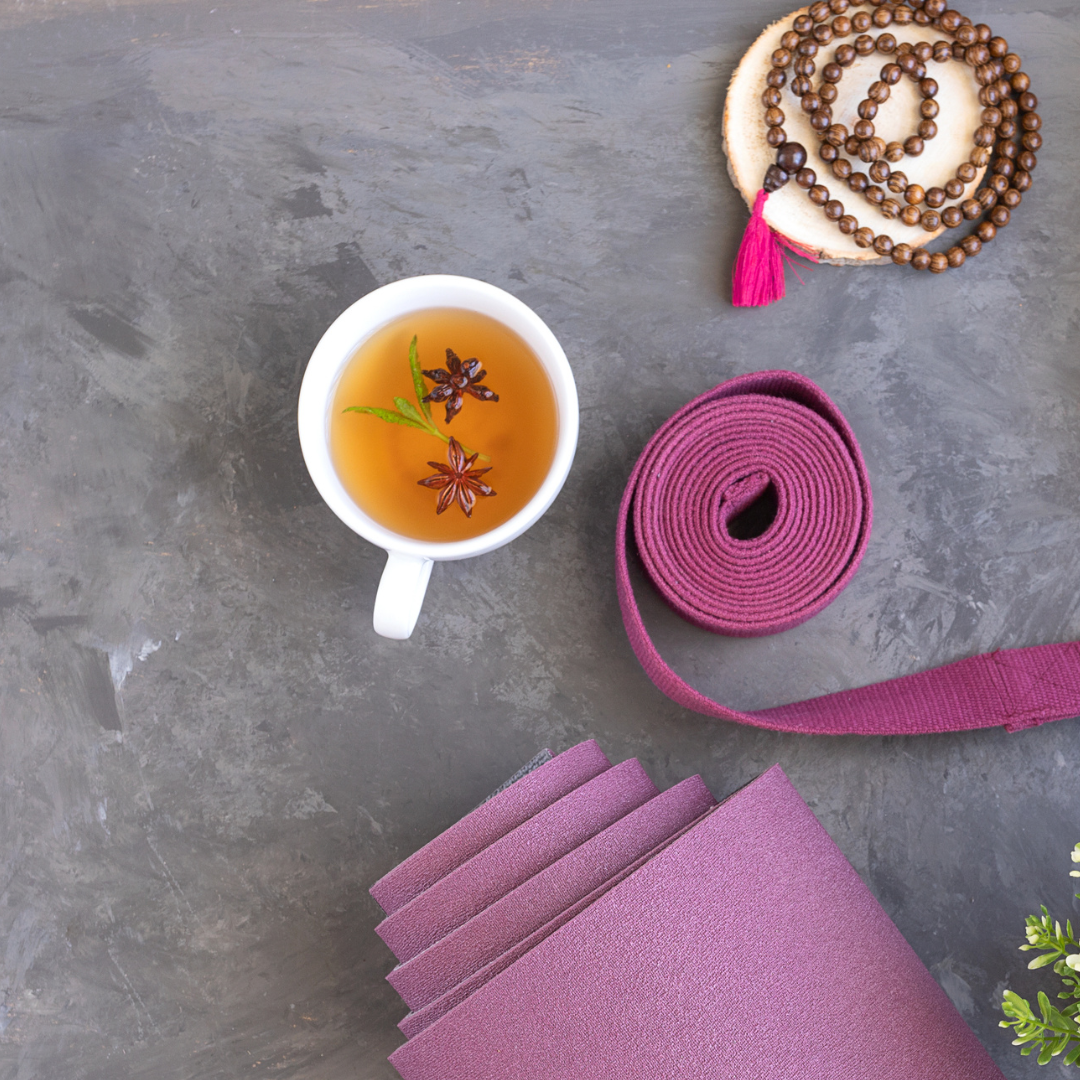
[417,436,496,517]
[421,348,499,424]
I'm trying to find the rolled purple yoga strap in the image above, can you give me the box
[616,369,1080,735]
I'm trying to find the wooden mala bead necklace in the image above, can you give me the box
[727,0,1039,306]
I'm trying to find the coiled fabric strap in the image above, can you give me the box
[616,370,1080,735]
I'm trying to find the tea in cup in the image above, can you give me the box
[298,276,579,639]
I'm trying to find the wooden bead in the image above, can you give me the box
[797,39,819,59]
[869,160,891,183]
[975,23,992,44]
[852,12,872,33]
[956,24,977,47]
[990,205,1011,227]
[900,204,921,226]
[829,0,849,13]
[892,6,912,25]
[767,126,787,148]
[763,87,782,108]
[921,209,942,231]
[853,227,875,248]
[876,31,897,51]
[1003,52,1021,74]
[796,167,817,188]
[846,169,867,190]
[865,185,885,205]
[904,135,925,157]
[1022,111,1042,132]
[960,234,982,256]
[819,142,840,163]
[771,48,792,68]
[940,10,962,33]
[858,100,878,121]
[1001,188,1022,209]
[793,13,813,32]
[933,41,952,63]
[944,178,965,199]
[881,63,902,85]
[914,41,933,63]
[832,15,852,36]
[993,158,1014,180]
[824,199,845,220]
[1018,150,1037,171]
[941,205,963,228]
[887,170,908,193]
[973,125,995,147]
[1022,131,1042,152]
[801,93,822,115]
[925,187,946,209]
[845,135,861,155]
[979,85,1000,107]
[891,243,913,265]
[765,107,785,128]
[825,124,848,147]
[832,158,854,180]
[853,119,875,141]
[989,173,1009,195]
[999,97,1018,120]
[961,198,981,220]
[911,248,931,270]
[988,36,1008,57]
[881,198,901,218]
[1011,71,1031,92]
[810,110,832,132]
[793,56,816,76]
[776,142,808,173]
[956,162,977,183]
[969,146,991,168]
[809,184,830,205]
[981,106,1002,126]
[997,119,1018,140]
[873,234,894,256]
[928,252,949,273]
[868,80,890,104]
[885,141,905,162]
[919,77,939,99]
[976,220,997,242]
[1012,170,1032,193]
[766,70,787,88]
[924,0,946,16]
[897,52,919,74]
[872,7,893,27]
[823,62,843,82]
[977,187,998,210]
[835,44,856,66]
[763,165,790,192]
[819,83,838,104]
[813,23,834,45]
[781,30,801,50]
[791,75,812,96]
[920,99,940,120]
[808,0,830,20]
[904,184,925,206]
[859,137,885,163]
[838,214,859,234]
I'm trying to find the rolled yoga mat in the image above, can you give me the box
[617,369,1080,735]
[388,765,1006,1080]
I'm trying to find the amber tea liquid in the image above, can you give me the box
[330,308,559,543]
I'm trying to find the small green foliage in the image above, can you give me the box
[1001,846,1080,1066]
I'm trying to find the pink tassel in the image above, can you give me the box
[732,190,818,308]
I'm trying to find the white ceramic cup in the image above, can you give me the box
[297,275,579,640]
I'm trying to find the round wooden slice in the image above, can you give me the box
[723,8,988,265]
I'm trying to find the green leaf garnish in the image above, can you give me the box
[341,405,429,430]
[408,335,432,423]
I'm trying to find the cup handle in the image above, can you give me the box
[373,551,434,640]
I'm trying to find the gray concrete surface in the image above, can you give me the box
[0,0,1077,1076]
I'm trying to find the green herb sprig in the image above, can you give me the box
[1001,843,1080,1066]
[343,335,489,461]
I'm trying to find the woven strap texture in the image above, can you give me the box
[616,370,1080,735]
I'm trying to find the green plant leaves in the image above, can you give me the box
[408,335,433,423]
[342,405,429,430]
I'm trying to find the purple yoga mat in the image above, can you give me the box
[397,798,716,1040]
[375,758,658,963]
[370,740,610,915]
[389,766,1005,1080]
[617,370,1080,734]
[388,774,716,1012]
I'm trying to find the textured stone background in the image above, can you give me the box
[0,0,1076,1076]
